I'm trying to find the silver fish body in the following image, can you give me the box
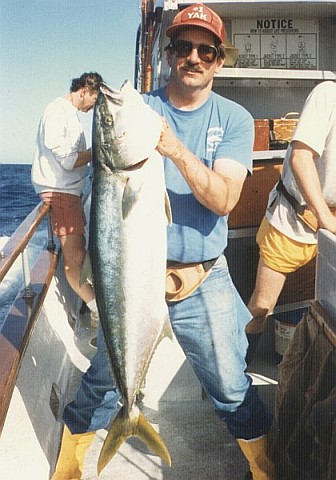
[89,81,171,473]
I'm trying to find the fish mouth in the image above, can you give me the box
[99,83,124,106]
[100,143,148,172]
[123,159,148,171]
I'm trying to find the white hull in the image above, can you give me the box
[0,260,93,479]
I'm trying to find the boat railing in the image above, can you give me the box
[0,201,60,434]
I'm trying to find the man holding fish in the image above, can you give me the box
[52,4,274,479]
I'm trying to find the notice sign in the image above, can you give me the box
[232,19,318,69]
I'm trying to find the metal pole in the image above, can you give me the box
[47,212,56,251]
[22,248,35,299]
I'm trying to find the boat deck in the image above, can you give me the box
[71,314,279,480]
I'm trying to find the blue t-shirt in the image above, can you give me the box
[144,89,253,263]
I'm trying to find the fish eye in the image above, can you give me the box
[104,115,113,125]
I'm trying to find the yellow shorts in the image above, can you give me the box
[256,216,317,273]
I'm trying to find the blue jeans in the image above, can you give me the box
[63,255,272,439]
[63,327,121,434]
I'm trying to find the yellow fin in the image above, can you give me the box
[79,251,93,286]
[122,178,141,219]
[97,405,171,474]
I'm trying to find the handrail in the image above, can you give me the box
[0,202,52,282]
[0,202,59,434]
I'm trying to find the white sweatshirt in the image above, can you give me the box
[266,81,336,244]
[31,97,89,196]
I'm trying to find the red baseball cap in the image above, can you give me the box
[166,4,225,44]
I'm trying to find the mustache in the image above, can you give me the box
[181,62,203,72]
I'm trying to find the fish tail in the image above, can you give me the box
[97,405,171,474]
[137,409,171,467]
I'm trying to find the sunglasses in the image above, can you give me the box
[168,39,219,63]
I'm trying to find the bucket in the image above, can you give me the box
[274,308,308,361]
[253,119,270,151]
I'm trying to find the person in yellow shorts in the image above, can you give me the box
[246,80,336,363]
[257,216,317,274]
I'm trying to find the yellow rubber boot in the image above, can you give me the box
[52,426,96,480]
[237,435,274,480]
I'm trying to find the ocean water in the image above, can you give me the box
[0,163,39,236]
[0,163,44,324]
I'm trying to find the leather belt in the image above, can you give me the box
[167,257,218,272]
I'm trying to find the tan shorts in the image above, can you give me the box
[256,216,317,274]
[40,192,86,237]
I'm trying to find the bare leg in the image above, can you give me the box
[59,234,95,305]
[247,257,287,334]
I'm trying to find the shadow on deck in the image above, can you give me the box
[82,318,279,480]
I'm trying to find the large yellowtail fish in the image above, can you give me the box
[89,80,172,474]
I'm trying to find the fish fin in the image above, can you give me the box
[163,317,174,341]
[165,191,172,226]
[122,179,141,219]
[79,251,93,286]
[97,405,171,474]
[136,410,171,466]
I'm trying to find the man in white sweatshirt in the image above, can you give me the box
[32,72,103,326]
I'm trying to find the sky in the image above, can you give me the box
[0,0,142,164]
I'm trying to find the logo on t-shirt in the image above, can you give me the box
[207,127,224,153]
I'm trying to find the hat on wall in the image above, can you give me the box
[166,3,225,44]
[222,39,239,67]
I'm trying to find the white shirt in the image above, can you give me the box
[31,97,88,196]
[266,81,336,244]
